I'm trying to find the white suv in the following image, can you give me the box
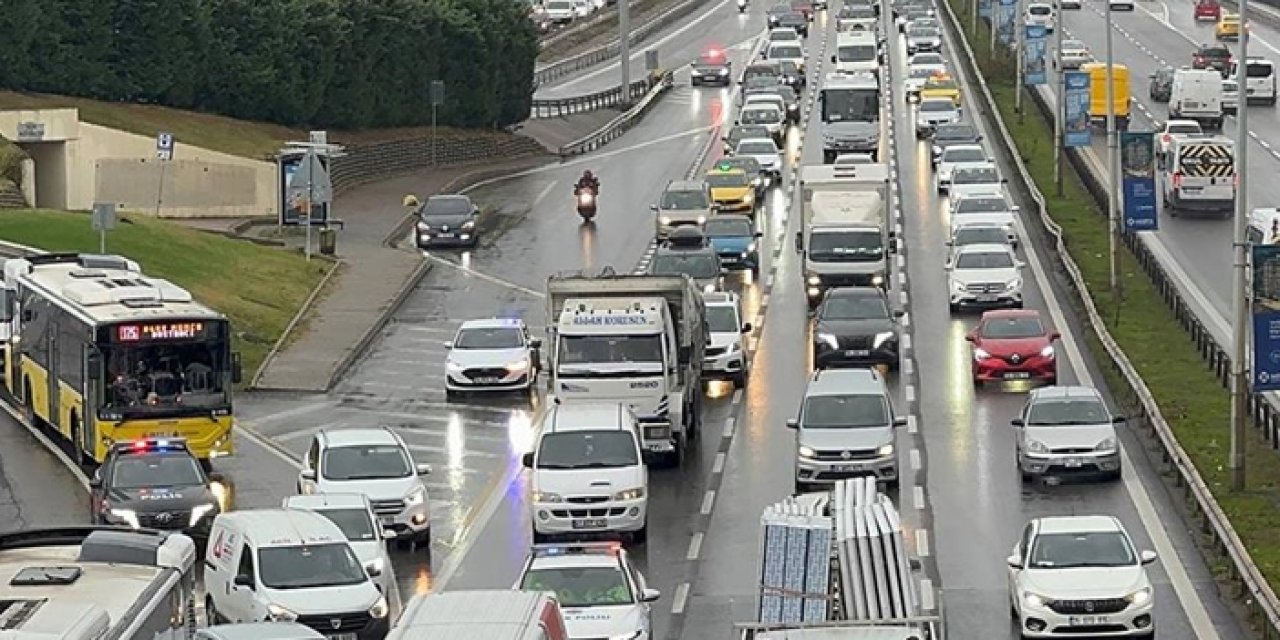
[298,427,433,550]
[788,368,905,491]
[946,243,1025,311]
[702,292,753,388]
[516,543,660,640]
[444,318,541,398]
[1008,516,1157,638]
[523,403,649,543]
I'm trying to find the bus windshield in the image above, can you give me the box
[822,87,880,122]
[102,319,232,415]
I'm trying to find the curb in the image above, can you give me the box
[323,259,435,391]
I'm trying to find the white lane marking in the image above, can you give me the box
[235,424,305,470]
[533,181,558,207]
[920,578,936,611]
[0,401,90,489]
[909,448,922,471]
[671,582,691,615]
[700,490,716,515]
[913,485,926,511]
[902,333,913,352]
[907,415,919,435]
[899,290,909,307]
[732,389,743,406]
[724,416,736,438]
[422,254,546,298]
[916,529,931,557]
[903,357,915,376]
[687,532,704,560]
[242,402,338,427]
[905,384,916,404]
[712,452,726,475]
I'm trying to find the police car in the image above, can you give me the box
[444,318,542,398]
[515,544,660,640]
[91,438,225,537]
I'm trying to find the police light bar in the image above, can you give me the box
[115,438,190,453]
[531,542,622,557]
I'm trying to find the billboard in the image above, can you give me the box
[1064,71,1091,147]
[1121,131,1158,232]
[277,151,332,226]
[1023,24,1048,85]
[997,0,1018,45]
[1253,244,1280,392]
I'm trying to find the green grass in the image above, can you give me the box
[0,210,328,387]
[949,6,1280,591]
[0,91,519,161]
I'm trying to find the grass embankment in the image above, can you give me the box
[0,210,327,386]
[948,5,1280,588]
[0,91,520,161]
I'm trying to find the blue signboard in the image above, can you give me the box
[1253,244,1280,392]
[1063,71,1091,147]
[1120,131,1158,231]
[980,0,992,19]
[997,0,1018,45]
[1024,24,1047,86]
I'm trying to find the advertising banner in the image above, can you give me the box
[277,151,331,226]
[1253,244,1280,392]
[1121,131,1158,232]
[1023,24,1047,85]
[1063,71,1091,147]
[997,0,1018,45]
[980,0,992,19]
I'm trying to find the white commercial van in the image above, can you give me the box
[388,590,569,640]
[831,33,881,75]
[1229,57,1278,105]
[523,402,649,543]
[1170,68,1225,129]
[204,509,391,639]
[1161,134,1235,217]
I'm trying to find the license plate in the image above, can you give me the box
[978,294,998,302]
[474,376,501,384]
[647,443,668,452]
[845,349,870,357]
[436,232,456,238]
[1065,458,1083,468]
[1067,615,1109,626]
[830,464,857,472]
[1186,101,1200,108]
[1003,372,1031,379]
[572,518,607,529]
[327,634,357,640]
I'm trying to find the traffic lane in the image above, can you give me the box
[0,413,90,528]
[536,0,758,98]
[1134,0,1280,92]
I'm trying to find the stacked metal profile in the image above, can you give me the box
[757,493,833,625]
[832,476,919,622]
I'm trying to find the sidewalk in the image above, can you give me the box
[518,110,622,152]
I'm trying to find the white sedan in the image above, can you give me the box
[1008,516,1157,638]
[444,318,541,397]
[936,144,989,191]
[735,137,784,177]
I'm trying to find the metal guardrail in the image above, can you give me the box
[558,71,674,156]
[530,76,655,118]
[938,0,1280,635]
[532,0,711,88]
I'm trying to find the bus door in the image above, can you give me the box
[82,344,100,457]
[46,322,58,431]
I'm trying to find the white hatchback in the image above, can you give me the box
[936,144,989,191]
[445,318,541,397]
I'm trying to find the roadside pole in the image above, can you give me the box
[1104,0,1121,300]
[1053,10,1064,195]
[1230,0,1252,491]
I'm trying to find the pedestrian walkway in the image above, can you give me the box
[518,110,622,152]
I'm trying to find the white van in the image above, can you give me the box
[388,590,569,640]
[1024,2,1055,31]
[204,509,391,638]
[282,493,397,599]
[1170,68,1225,129]
[523,403,648,543]
[1229,57,1278,105]
[1161,134,1235,217]
[831,32,881,75]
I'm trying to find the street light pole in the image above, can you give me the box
[1104,0,1121,299]
[620,0,631,102]
[1016,0,1025,117]
[1053,9,1064,195]
[1230,0,1252,491]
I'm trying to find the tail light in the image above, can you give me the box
[1233,173,1240,187]
[1172,173,1184,189]
[1162,134,1171,144]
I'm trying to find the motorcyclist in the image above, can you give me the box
[575,170,600,194]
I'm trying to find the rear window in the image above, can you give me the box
[1029,5,1050,14]
[1248,63,1274,78]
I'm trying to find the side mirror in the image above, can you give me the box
[402,194,420,208]
[1016,261,1027,268]
[366,563,383,578]
[89,476,102,489]
[830,54,837,63]
[523,452,535,468]
[1006,554,1023,569]
[443,341,454,350]
[649,204,659,211]
[965,332,976,342]
[87,352,102,381]
[893,417,907,427]
[1011,205,1022,212]
[1148,73,1157,79]
[794,231,803,253]
[641,588,662,602]
[1049,331,1061,341]
[231,352,243,384]
[1000,177,1009,183]
[741,323,754,333]
[943,264,952,271]
[530,338,543,349]
[755,231,763,238]
[382,529,397,540]
[21,309,32,322]
[415,463,432,475]
[893,309,904,318]
[300,469,317,481]
[1112,415,1127,424]
[786,418,799,429]
[977,135,984,141]
[945,240,954,247]
[208,471,226,483]
[1011,418,1025,427]
[233,575,255,589]
[1140,550,1158,564]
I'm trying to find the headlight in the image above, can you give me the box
[871,273,885,286]
[532,491,563,503]
[697,215,708,224]
[405,485,427,506]
[973,347,991,360]
[369,596,390,619]
[719,68,730,75]
[788,103,799,111]
[1126,586,1152,606]
[1096,437,1118,452]
[807,275,821,286]
[952,279,967,292]
[507,359,531,372]
[1027,440,1049,453]
[1039,345,1055,359]
[876,443,894,456]
[747,242,757,252]
[416,221,430,231]
[462,219,476,230]
[752,176,763,186]
[366,557,386,575]
[743,192,754,204]
[108,509,141,529]
[447,360,464,372]
[932,145,942,156]
[703,284,716,293]
[266,603,298,621]
[189,503,216,527]
[727,340,742,353]
[614,487,646,500]
[816,332,840,349]
[1006,277,1023,290]
[798,445,818,458]
[1022,592,1049,608]
[873,331,894,349]
[660,215,673,225]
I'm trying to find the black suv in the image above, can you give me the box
[1193,44,1233,76]
[1148,66,1175,102]
[811,287,903,369]
[91,438,223,538]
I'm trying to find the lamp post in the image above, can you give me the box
[1230,0,1252,491]
[1053,7,1064,195]
[1104,0,1121,300]
[620,0,631,103]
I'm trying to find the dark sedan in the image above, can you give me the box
[811,287,903,369]
[767,3,792,27]
[1148,66,1175,102]
[778,12,810,36]
[412,194,481,248]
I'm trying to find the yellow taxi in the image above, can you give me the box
[1216,13,1241,39]
[705,163,756,214]
[919,73,962,106]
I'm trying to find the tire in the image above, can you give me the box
[632,523,649,544]
[69,414,89,466]
[532,528,550,544]
[416,528,432,553]
[948,303,959,313]
[445,388,459,402]
[732,371,747,389]
[205,596,222,625]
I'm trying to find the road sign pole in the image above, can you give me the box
[1054,8,1065,196]
[305,152,313,262]
[1230,0,1252,491]
[430,81,445,167]
[1015,0,1025,119]
[154,161,166,218]
[432,103,438,166]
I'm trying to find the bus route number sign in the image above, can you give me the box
[117,322,205,342]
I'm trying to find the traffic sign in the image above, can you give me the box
[430,80,446,107]
[287,151,333,207]
[309,130,328,146]
[156,132,175,161]
[92,203,117,232]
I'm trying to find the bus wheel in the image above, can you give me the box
[21,378,36,428]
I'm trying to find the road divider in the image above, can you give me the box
[939,0,1280,632]
[558,71,676,156]
[530,74,658,118]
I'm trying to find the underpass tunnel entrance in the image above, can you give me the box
[18,140,70,209]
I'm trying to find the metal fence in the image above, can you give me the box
[530,76,656,118]
[938,0,1280,635]
[558,71,674,156]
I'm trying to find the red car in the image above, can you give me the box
[966,309,1060,386]
[1194,0,1221,21]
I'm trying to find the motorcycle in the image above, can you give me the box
[737,0,747,12]
[575,187,598,221]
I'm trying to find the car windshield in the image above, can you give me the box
[662,189,709,209]
[935,124,977,141]
[822,295,889,320]
[742,109,781,124]
[920,100,955,113]
[955,197,1009,213]
[454,327,523,349]
[771,30,799,41]
[521,566,633,607]
[954,167,999,183]
[954,226,1008,245]
[842,7,876,17]
[721,157,762,174]
[1168,123,1202,135]
[312,508,377,543]
[730,126,769,145]
[925,78,958,91]
[910,67,939,79]
[422,197,472,217]
[1063,40,1086,51]
[649,253,721,279]
[1027,398,1110,425]
[981,316,1046,339]
[110,454,204,489]
[1224,81,1239,92]
[738,141,777,154]
[809,230,883,261]
[697,53,726,66]
[707,305,740,332]
[944,148,987,163]
[911,54,944,65]
[744,67,780,83]
[909,27,937,37]
[321,444,412,481]
[770,3,790,14]
[1029,531,1136,568]
[772,45,803,58]
[803,394,890,428]
[705,217,753,236]
[707,172,750,188]
[259,544,367,589]
[547,1,571,8]
[559,335,662,368]
[838,45,877,62]
[536,430,639,468]
[955,251,1014,269]
[781,13,806,23]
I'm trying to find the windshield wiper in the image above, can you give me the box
[340,474,402,480]
[1029,420,1103,426]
